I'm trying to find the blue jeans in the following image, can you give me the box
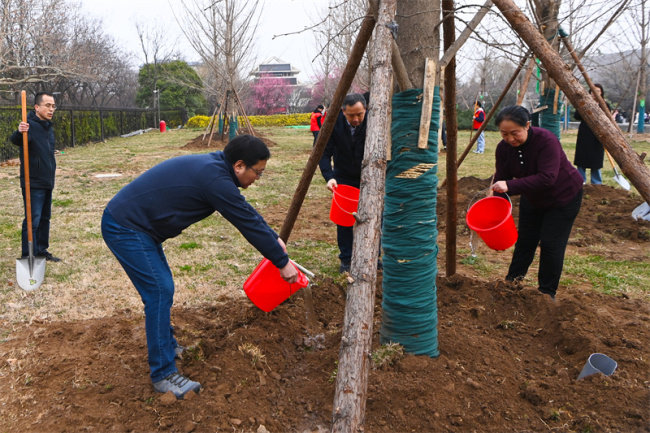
[21,188,52,257]
[476,130,485,153]
[101,209,178,382]
[576,166,602,185]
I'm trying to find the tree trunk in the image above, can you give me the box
[493,0,650,204]
[331,1,394,432]
[397,0,441,86]
[443,0,458,277]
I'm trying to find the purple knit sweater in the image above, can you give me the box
[494,126,583,209]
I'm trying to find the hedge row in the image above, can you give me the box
[1,107,185,162]
[187,113,311,129]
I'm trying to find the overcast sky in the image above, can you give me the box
[79,0,325,82]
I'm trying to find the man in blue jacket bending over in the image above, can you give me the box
[102,135,298,399]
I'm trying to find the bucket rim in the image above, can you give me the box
[466,196,513,233]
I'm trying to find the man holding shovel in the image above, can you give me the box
[10,92,61,263]
[102,134,298,399]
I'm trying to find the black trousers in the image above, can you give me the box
[506,189,583,296]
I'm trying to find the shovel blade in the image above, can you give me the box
[16,256,47,291]
[614,174,631,191]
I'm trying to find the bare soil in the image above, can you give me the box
[182,131,277,150]
[1,178,649,433]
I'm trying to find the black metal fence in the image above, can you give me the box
[1,106,186,162]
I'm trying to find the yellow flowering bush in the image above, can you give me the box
[186,115,211,128]
[185,113,311,129]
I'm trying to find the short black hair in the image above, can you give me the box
[223,135,270,167]
[317,104,324,110]
[591,83,605,97]
[476,100,482,108]
[495,105,531,127]
[35,92,54,105]
[342,93,366,109]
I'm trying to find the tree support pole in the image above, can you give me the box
[279,6,376,242]
[331,1,394,431]
[276,3,376,334]
[443,0,458,277]
[492,0,650,204]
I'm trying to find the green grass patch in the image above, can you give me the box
[563,255,650,295]
[179,242,200,250]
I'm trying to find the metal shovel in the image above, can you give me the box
[605,150,631,191]
[16,90,46,291]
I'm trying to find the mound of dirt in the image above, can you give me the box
[1,178,649,433]
[183,130,277,151]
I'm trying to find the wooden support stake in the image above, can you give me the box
[418,58,437,149]
[279,5,377,243]
[233,88,256,136]
[553,84,560,114]
[517,56,535,105]
[331,0,394,431]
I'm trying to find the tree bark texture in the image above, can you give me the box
[493,0,650,204]
[330,2,395,431]
[442,0,458,277]
[396,0,441,86]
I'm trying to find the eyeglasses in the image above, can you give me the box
[248,166,264,178]
[40,103,57,110]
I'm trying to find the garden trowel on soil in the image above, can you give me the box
[16,90,46,291]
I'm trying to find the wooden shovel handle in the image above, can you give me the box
[21,90,33,243]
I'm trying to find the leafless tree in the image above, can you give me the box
[311,0,371,96]
[0,0,137,107]
[175,0,262,113]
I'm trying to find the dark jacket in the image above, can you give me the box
[318,110,367,187]
[494,126,583,210]
[106,151,289,269]
[573,107,607,169]
[10,111,56,190]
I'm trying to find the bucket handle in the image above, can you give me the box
[467,187,513,214]
[332,189,357,216]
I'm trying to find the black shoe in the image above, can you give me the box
[339,262,351,273]
[42,252,61,262]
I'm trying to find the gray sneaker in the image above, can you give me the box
[174,345,185,360]
[153,372,201,398]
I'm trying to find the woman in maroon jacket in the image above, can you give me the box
[491,105,583,300]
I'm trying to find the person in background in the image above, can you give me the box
[472,100,486,154]
[574,83,608,185]
[102,135,298,399]
[10,92,61,262]
[491,105,583,300]
[310,104,325,146]
[318,93,368,273]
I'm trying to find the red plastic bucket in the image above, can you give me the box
[466,196,518,250]
[243,259,309,312]
[330,185,360,227]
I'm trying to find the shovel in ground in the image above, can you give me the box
[16,90,46,291]
[605,150,631,191]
